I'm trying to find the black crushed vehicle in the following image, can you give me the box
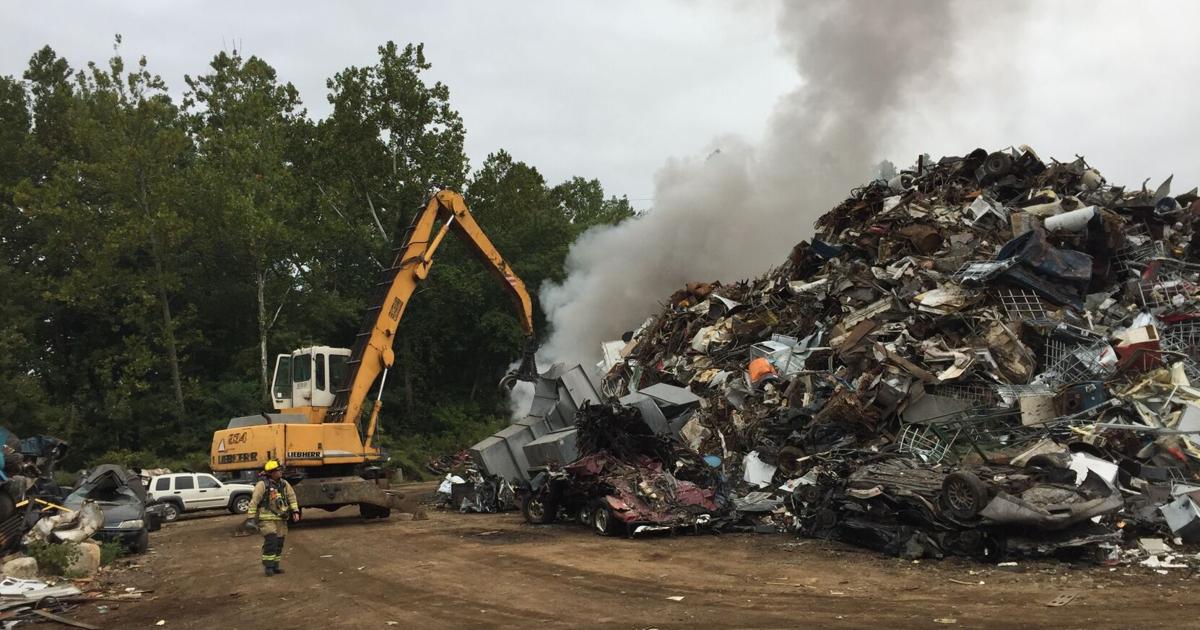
[63,464,161,554]
[791,452,1123,561]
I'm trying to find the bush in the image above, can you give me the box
[91,449,162,471]
[89,448,210,473]
[52,469,79,489]
[99,541,124,566]
[376,402,508,481]
[26,540,80,577]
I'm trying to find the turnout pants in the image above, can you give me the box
[259,519,289,569]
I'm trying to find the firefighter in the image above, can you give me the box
[245,459,300,576]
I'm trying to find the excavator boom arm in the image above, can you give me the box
[441,192,534,337]
[327,190,535,428]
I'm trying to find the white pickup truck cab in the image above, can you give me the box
[147,472,256,522]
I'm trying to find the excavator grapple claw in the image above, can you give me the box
[500,341,539,390]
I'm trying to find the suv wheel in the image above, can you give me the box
[160,502,181,523]
[229,495,251,514]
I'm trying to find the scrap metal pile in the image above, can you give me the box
[593,146,1200,562]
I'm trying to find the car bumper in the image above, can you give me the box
[619,512,713,534]
[93,528,143,544]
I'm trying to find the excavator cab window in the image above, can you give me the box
[315,353,326,390]
[292,353,312,383]
[271,354,292,410]
[329,354,348,391]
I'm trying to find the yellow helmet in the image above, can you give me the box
[263,460,281,472]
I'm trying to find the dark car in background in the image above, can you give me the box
[63,464,160,554]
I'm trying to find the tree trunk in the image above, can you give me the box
[155,265,185,415]
[140,178,185,416]
[469,364,479,402]
[257,267,270,408]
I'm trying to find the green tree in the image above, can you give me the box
[0,39,639,471]
[0,75,50,436]
[8,41,198,454]
[319,41,468,232]
[70,39,193,416]
[21,46,75,180]
[304,41,471,416]
[550,176,636,231]
[184,50,307,406]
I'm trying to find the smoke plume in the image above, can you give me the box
[538,0,960,370]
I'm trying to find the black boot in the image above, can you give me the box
[264,566,275,577]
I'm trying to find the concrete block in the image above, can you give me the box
[524,428,579,468]
[514,416,551,439]
[493,424,536,477]
[2,556,38,579]
[469,436,521,482]
[67,542,101,577]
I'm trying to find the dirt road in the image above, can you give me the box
[77,486,1198,629]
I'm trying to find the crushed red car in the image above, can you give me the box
[523,451,721,536]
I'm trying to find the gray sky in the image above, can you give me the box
[4,1,1199,205]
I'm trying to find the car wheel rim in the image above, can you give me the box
[594,508,608,532]
[528,498,544,521]
[946,479,972,511]
[236,498,249,512]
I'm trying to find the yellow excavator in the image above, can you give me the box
[210,189,538,518]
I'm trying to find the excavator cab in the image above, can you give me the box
[270,346,352,410]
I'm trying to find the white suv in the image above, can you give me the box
[147,473,256,522]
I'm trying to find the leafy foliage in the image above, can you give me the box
[26,540,81,577]
[0,38,634,469]
[99,540,124,566]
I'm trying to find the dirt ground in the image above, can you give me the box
[74,483,1198,630]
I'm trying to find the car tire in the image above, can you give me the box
[591,501,622,537]
[777,446,807,476]
[521,494,556,525]
[811,508,839,535]
[128,528,150,555]
[359,503,390,519]
[160,501,181,523]
[229,494,251,514]
[1024,453,1068,470]
[942,471,990,519]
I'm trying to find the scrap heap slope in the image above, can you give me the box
[591,146,1200,560]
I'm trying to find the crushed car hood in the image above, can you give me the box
[566,452,718,524]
